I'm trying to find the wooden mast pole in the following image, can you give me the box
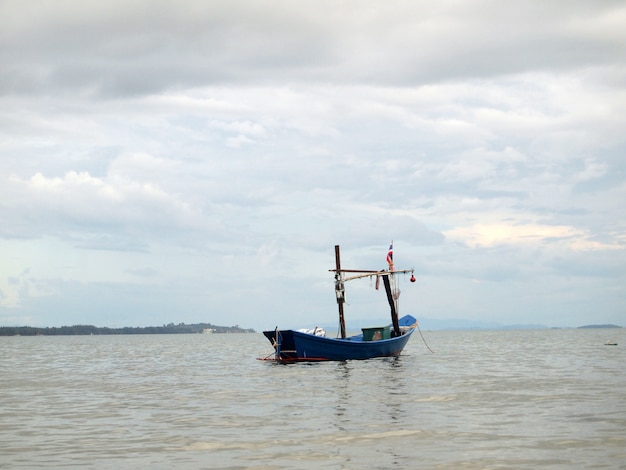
[334,245,347,339]
[383,273,401,336]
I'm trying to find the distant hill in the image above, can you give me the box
[577,324,622,329]
[413,318,548,331]
[0,322,255,336]
[311,317,549,331]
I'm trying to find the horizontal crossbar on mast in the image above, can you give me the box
[329,268,414,282]
[329,269,382,273]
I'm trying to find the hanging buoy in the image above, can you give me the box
[410,274,416,283]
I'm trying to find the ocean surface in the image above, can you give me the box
[1,328,625,469]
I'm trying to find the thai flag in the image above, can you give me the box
[386,241,393,269]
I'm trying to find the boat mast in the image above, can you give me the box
[382,274,401,336]
[334,245,347,339]
[384,240,399,336]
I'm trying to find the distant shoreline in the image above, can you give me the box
[0,323,256,336]
[2,322,622,336]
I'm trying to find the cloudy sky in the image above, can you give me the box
[1,0,625,331]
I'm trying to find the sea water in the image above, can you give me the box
[1,328,625,469]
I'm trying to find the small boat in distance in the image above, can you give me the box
[260,243,418,362]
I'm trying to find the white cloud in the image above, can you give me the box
[443,223,625,252]
[1,165,205,245]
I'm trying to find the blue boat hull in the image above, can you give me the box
[262,315,417,362]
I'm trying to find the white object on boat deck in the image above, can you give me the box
[297,327,326,337]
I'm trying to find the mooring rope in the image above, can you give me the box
[417,322,435,353]
[261,351,275,360]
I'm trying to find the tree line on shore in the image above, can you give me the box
[0,322,255,336]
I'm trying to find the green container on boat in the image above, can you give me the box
[362,325,390,341]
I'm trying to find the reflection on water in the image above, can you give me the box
[1,328,625,469]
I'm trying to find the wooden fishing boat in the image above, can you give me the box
[261,243,418,362]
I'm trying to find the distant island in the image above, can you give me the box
[0,322,255,336]
[577,324,622,329]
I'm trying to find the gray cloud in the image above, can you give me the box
[2,1,625,96]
